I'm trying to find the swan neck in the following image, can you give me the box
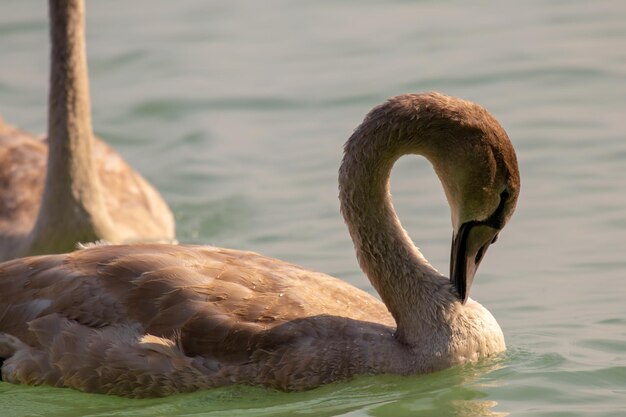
[339,135,448,345]
[47,0,94,175]
[27,0,114,255]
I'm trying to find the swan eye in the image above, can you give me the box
[483,189,511,230]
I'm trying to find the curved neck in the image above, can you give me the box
[26,0,115,255]
[339,127,455,346]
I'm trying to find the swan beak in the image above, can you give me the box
[450,222,498,304]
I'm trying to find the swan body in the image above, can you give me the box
[0,0,175,261]
[0,92,519,397]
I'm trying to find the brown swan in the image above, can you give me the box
[0,92,520,397]
[0,0,175,261]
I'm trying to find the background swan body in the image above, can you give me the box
[0,92,519,397]
[0,0,175,261]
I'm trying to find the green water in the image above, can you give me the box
[1,0,626,415]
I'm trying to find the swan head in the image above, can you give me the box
[408,93,520,304]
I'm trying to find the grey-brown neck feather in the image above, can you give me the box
[339,98,458,347]
[26,0,116,255]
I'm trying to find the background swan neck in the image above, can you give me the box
[27,0,115,255]
[339,131,450,345]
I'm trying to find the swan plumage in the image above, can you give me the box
[0,92,519,397]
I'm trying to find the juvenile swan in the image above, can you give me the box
[0,93,520,397]
[0,0,175,261]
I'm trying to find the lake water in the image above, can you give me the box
[1,1,625,416]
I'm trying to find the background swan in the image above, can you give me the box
[0,92,519,397]
[0,0,174,261]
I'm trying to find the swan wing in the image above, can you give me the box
[92,139,175,242]
[0,244,393,358]
[0,121,46,238]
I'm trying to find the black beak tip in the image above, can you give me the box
[450,222,472,304]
